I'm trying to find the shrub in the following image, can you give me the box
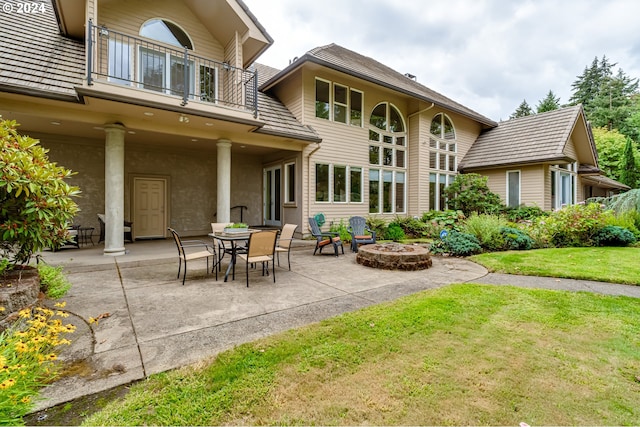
[329,219,351,243]
[420,210,466,232]
[37,264,71,299]
[385,223,406,242]
[532,203,607,247]
[504,205,548,222]
[0,118,79,266]
[430,230,482,256]
[593,225,637,247]
[391,216,429,239]
[444,174,504,216]
[459,213,507,251]
[500,226,535,250]
[366,216,387,240]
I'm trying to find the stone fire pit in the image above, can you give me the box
[356,242,432,271]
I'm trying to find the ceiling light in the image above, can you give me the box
[50,121,61,125]
[128,131,136,134]
[205,122,213,126]
[93,126,104,130]
[191,138,198,142]
[179,114,190,123]
[143,112,154,116]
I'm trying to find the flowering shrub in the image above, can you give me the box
[0,117,79,266]
[531,203,607,247]
[0,303,75,425]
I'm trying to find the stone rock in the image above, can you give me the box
[356,243,432,271]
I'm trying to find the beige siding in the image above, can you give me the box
[271,69,303,121]
[564,135,578,160]
[482,165,546,208]
[99,0,224,61]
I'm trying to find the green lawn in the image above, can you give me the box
[470,247,640,285]
[83,283,640,426]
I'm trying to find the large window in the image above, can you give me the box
[429,113,457,210]
[314,78,363,126]
[315,163,363,204]
[368,102,406,214]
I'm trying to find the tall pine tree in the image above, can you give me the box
[536,90,561,113]
[619,137,639,188]
[509,99,533,119]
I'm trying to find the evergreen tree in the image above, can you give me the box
[619,137,639,188]
[536,90,561,113]
[509,99,533,119]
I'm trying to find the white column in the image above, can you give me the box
[216,139,232,223]
[104,124,126,256]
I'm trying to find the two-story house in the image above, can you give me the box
[0,0,626,256]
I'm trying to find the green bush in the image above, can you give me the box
[391,216,429,239]
[430,230,482,256]
[603,210,640,239]
[420,210,466,232]
[37,263,71,299]
[504,205,548,222]
[365,216,387,239]
[0,118,79,266]
[459,213,507,251]
[329,219,351,243]
[500,226,535,250]
[532,203,607,247]
[444,173,504,216]
[593,225,637,247]
[385,223,406,242]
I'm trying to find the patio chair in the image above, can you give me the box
[98,214,133,243]
[348,216,376,252]
[275,223,298,270]
[237,230,278,287]
[308,217,344,256]
[168,227,217,285]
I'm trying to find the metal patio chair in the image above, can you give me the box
[168,227,216,285]
[237,230,278,287]
[275,223,298,270]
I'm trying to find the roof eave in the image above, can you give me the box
[260,54,498,128]
[459,155,571,173]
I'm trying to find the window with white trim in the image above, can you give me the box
[315,164,364,204]
[284,162,296,204]
[314,78,363,126]
[551,163,576,209]
[429,113,457,210]
[368,102,406,214]
[507,170,521,208]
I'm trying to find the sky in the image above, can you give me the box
[242,0,640,122]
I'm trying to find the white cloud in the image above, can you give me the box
[243,0,640,121]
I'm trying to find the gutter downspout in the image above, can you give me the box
[307,142,322,236]
[408,102,435,119]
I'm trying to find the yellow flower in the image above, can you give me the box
[0,378,16,389]
[14,342,28,353]
[47,353,57,361]
[89,317,97,324]
[0,356,6,366]
[54,301,67,308]
[18,308,31,318]
[64,324,76,332]
[0,306,5,312]
[56,311,70,318]
[21,396,30,404]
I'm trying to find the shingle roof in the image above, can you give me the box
[459,105,587,171]
[260,43,497,127]
[0,0,85,101]
[0,1,319,143]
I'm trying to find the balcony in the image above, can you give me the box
[87,21,258,117]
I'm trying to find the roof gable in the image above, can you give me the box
[260,43,497,127]
[459,105,598,171]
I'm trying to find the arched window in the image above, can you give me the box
[140,19,193,49]
[429,113,457,211]
[368,103,406,214]
[136,19,195,96]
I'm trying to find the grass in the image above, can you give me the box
[83,283,640,426]
[470,247,640,285]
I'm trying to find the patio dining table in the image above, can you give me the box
[208,231,255,282]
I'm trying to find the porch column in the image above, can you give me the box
[104,124,126,256]
[216,139,232,223]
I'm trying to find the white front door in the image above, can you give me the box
[263,166,282,227]
[133,177,167,239]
